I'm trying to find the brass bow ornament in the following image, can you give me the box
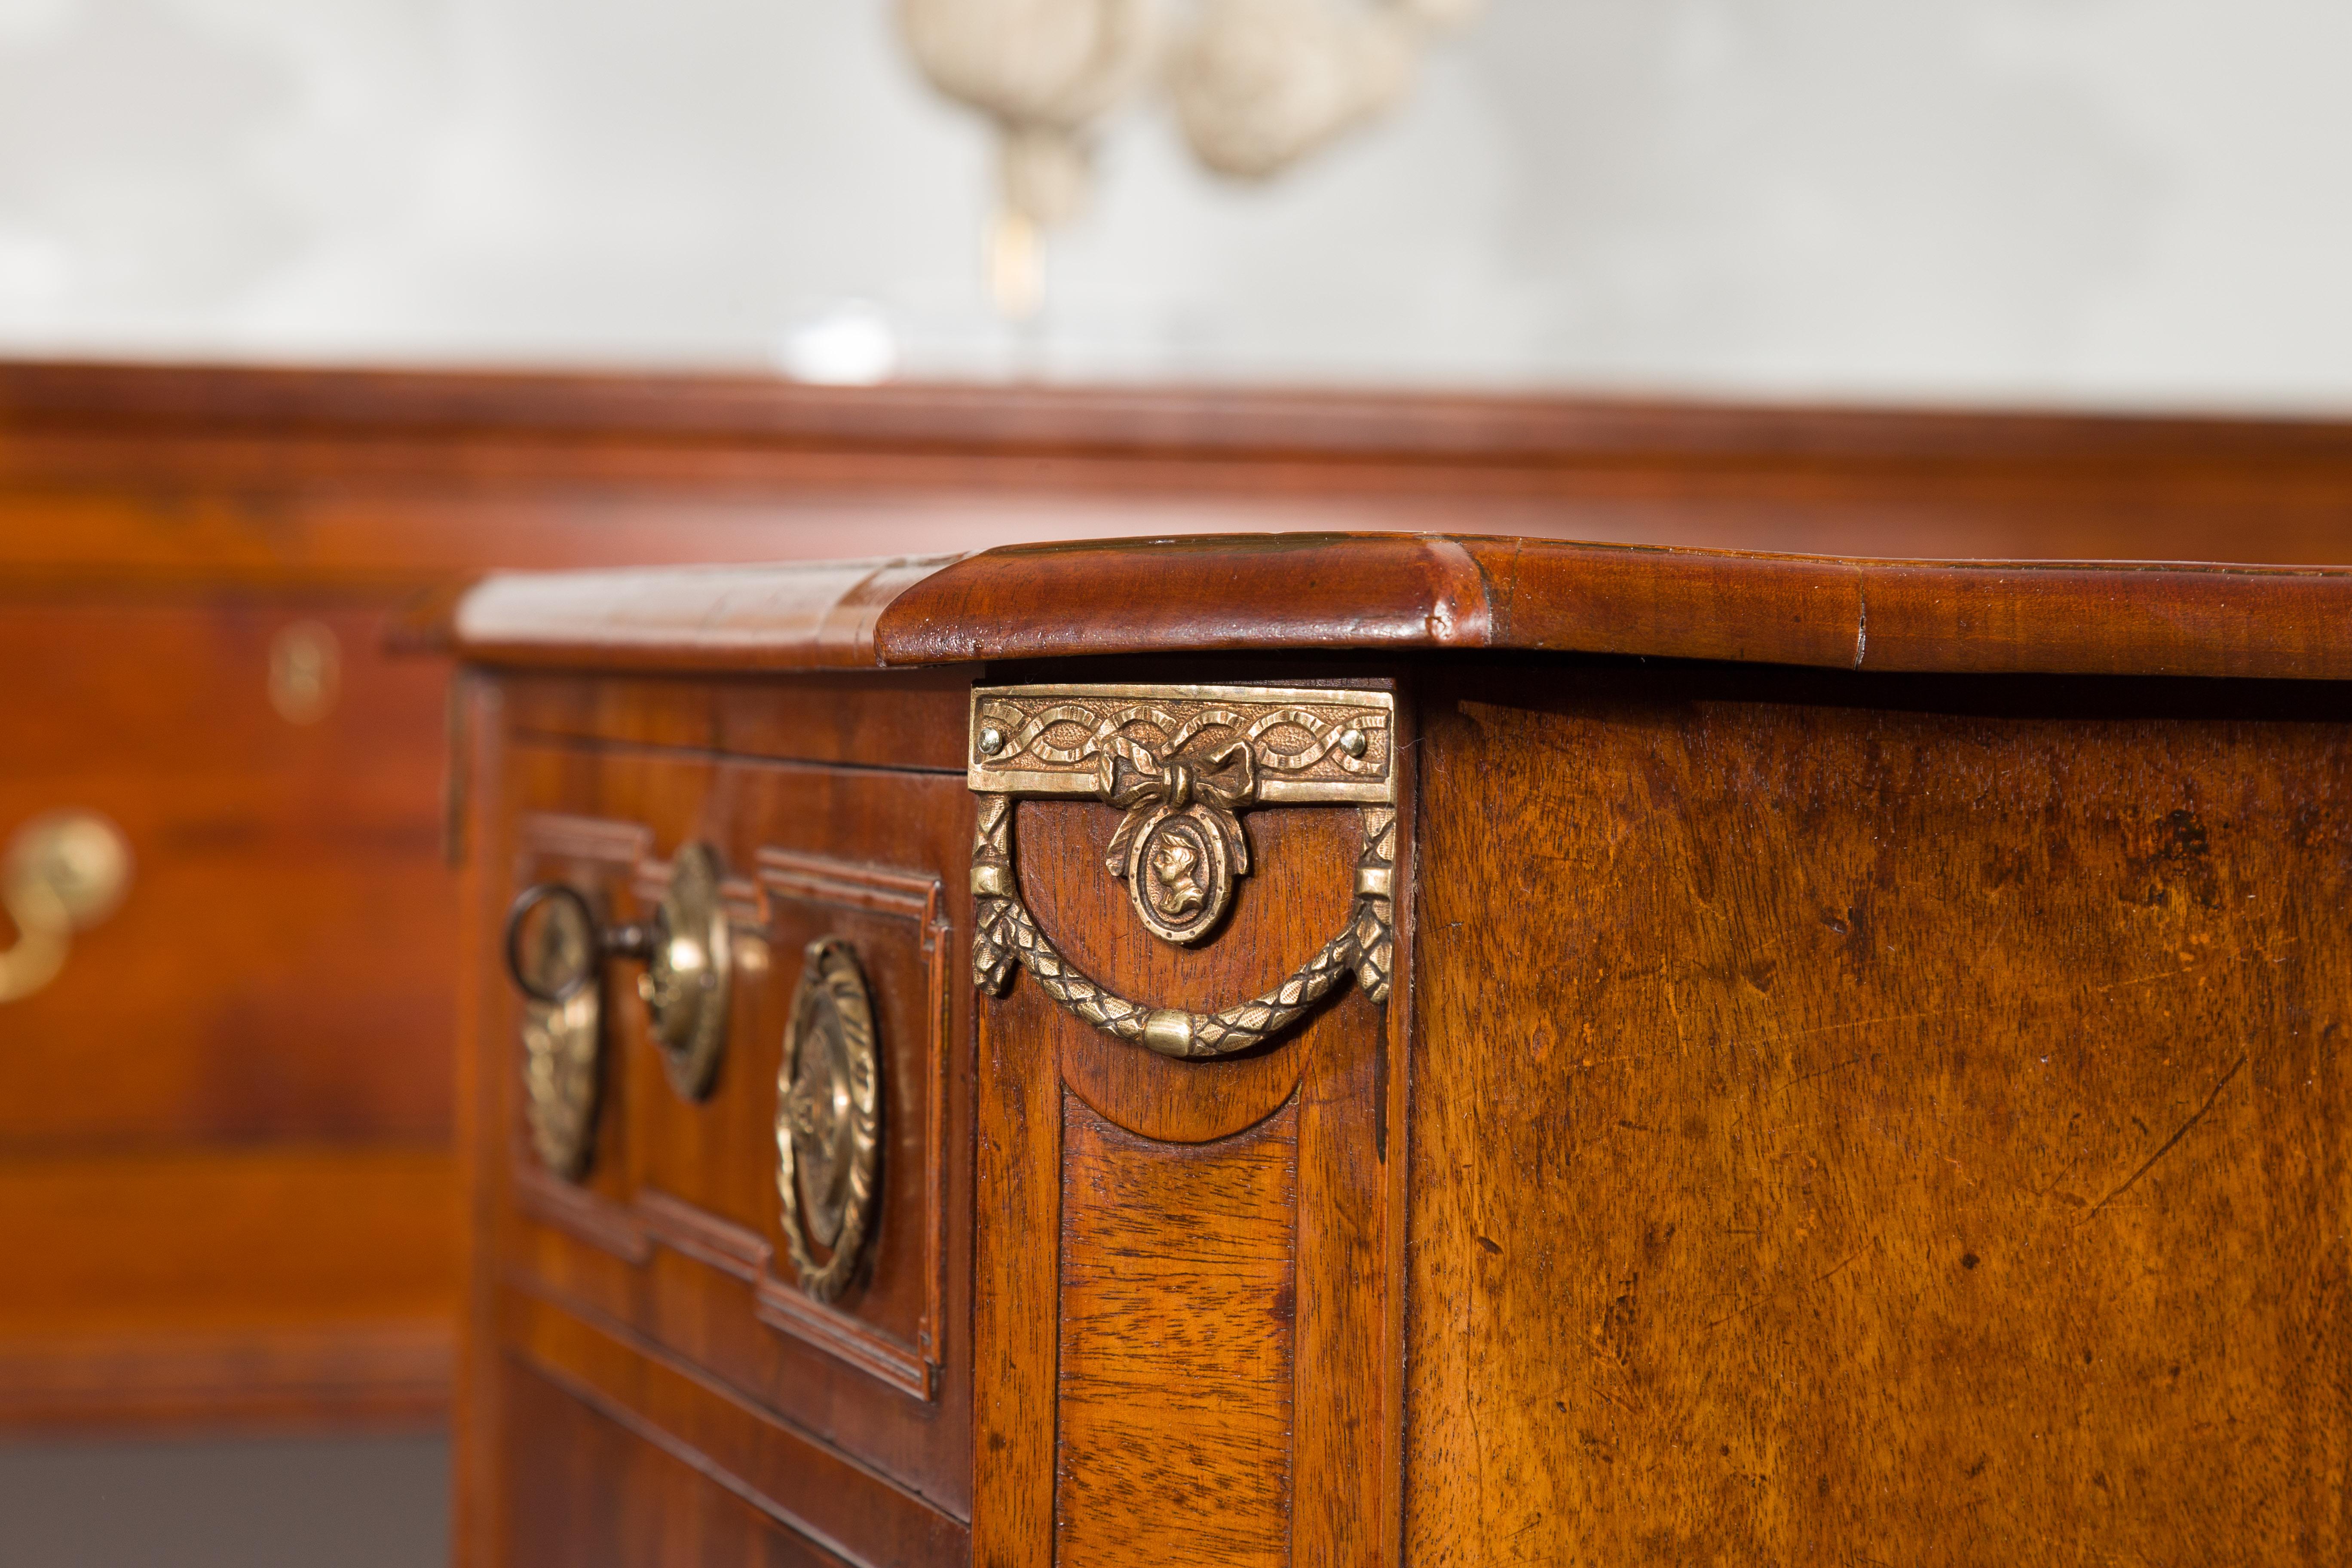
[968,684,1396,1060]
[1100,741,1257,946]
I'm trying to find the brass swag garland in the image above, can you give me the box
[968,684,1395,1060]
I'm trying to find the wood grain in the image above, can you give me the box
[498,1356,863,1568]
[1056,1093,1298,1568]
[973,786,1404,1568]
[458,614,2352,1564]
[493,670,973,774]
[502,1285,969,1568]
[1407,663,2352,1564]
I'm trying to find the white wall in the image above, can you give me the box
[0,0,2345,410]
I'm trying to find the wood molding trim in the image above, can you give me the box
[14,358,2352,468]
[450,533,2352,682]
[12,358,2352,589]
[506,815,952,1402]
[0,1324,451,1434]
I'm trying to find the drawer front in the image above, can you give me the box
[0,597,453,1143]
[0,594,458,1430]
[476,725,973,1549]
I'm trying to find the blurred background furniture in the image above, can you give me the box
[447,534,2352,1564]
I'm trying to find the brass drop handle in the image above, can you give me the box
[502,882,651,1005]
[502,842,734,1101]
[0,811,134,1005]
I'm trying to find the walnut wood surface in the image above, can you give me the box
[0,599,453,1142]
[9,355,2343,1439]
[497,1356,876,1568]
[368,361,2352,1563]
[12,357,2352,465]
[12,359,2352,586]
[453,534,2352,682]
[499,1290,967,1568]
[0,593,458,1430]
[491,749,973,1502]
[1408,664,2352,1562]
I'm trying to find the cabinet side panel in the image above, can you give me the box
[975,783,1405,1568]
[1407,667,2352,1565]
[1055,1092,1298,1568]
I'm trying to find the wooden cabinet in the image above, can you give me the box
[10,358,2352,1447]
[0,594,461,1427]
[448,536,2352,1565]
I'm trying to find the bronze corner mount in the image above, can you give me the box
[967,683,1396,1060]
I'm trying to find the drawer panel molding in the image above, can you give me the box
[506,821,952,1403]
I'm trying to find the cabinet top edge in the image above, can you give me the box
[12,357,2352,467]
[446,532,2352,684]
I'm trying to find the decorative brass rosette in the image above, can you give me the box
[641,842,732,1101]
[775,937,882,1302]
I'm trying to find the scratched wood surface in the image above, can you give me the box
[1408,664,2352,1563]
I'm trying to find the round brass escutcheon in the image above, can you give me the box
[640,842,732,1101]
[775,937,880,1302]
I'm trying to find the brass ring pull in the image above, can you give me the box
[501,842,733,1101]
[504,882,636,1004]
[0,811,133,1006]
[971,796,1395,1059]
